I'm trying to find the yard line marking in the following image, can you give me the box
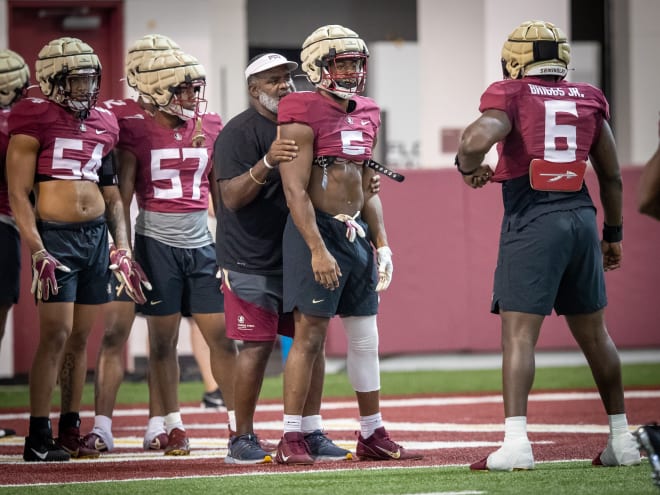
[2,389,658,421]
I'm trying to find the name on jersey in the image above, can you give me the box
[527,84,584,98]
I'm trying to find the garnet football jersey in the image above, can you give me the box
[117,112,223,214]
[278,91,380,161]
[0,108,11,217]
[8,97,119,182]
[479,77,609,182]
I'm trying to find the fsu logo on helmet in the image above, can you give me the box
[501,20,571,80]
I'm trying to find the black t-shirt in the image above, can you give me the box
[213,106,288,274]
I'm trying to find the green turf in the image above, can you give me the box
[0,462,657,495]
[1,362,658,493]
[1,362,659,408]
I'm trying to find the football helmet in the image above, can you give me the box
[35,37,101,117]
[134,51,207,121]
[125,34,182,89]
[301,24,368,99]
[0,49,30,108]
[501,20,570,80]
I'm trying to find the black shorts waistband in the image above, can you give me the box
[36,215,106,231]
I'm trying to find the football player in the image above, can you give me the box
[118,50,237,456]
[215,52,354,464]
[275,25,421,464]
[7,37,140,462]
[0,48,30,441]
[455,20,640,471]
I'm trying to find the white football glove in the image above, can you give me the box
[375,246,393,292]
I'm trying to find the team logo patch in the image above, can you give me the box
[529,159,587,192]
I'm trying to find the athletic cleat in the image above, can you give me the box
[57,427,101,459]
[228,426,277,453]
[634,423,660,487]
[0,427,16,438]
[470,439,534,471]
[143,432,169,451]
[23,434,71,462]
[201,388,224,408]
[275,432,314,465]
[593,432,641,467]
[304,430,352,461]
[82,430,114,452]
[225,434,273,464]
[356,427,423,461]
[164,428,190,456]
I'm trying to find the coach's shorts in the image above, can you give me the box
[0,222,20,305]
[222,269,294,341]
[36,216,112,304]
[134,234,223,316]
[283,211,378,318]
[492,207,606,316]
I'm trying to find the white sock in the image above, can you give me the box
[359,412,383,439]
[283,414,302,433]
[503,416,528,443]
[608,414,629,438]
[164,412,184,434]
[227,410,236,432]
[93,415,112,435]
[301,415,323,434]
[145,416,166,440]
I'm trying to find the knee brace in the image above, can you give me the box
[342,315,380,392]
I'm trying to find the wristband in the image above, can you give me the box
[602,223,623,243]
[263,154,274,169]
[454,154,479,176]
[249,167,267,185]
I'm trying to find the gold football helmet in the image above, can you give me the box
[0,49,29,108]
[301,24,368,99]
[134,51,207,120]
[501,20,570,80]
[125,34,182,89]
[35,37,101,116]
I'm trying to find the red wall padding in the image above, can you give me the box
[10,167,659,372]
[325,166,660,356]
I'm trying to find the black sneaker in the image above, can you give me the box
[23,435,71,462]
[225,434,273,464]
[635,423,660,488]
[201,388,224,408]
[304,430,352,461]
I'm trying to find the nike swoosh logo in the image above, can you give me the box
[279,453,291,462]
[376,446,401,459]
[30,448,48,460]
[312,298,324,304]
[150,300,162,305]
[95,129,107,134]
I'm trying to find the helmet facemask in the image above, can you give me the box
[162,78,207,121]
[52,67,100,117]
[320,51,367,99]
